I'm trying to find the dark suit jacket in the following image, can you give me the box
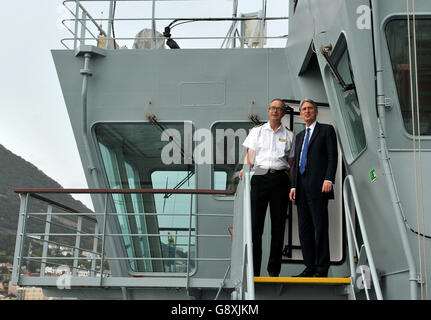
[292,122,338,201]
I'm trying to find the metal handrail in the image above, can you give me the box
[60,0,288,50]
[12,187,235,288]
[243,169,255,300]
[229,165,254,300]
[15,188,236,195]
[343,174,383,300]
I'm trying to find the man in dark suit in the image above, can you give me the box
[289,99,338,277]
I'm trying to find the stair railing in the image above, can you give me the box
[230,165,255,300]
[343,174,383,300]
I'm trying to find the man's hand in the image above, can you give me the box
[239,169,243,180]
[289,189,296,202]
[322,181,333,193]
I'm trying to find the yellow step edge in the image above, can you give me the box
[254,276,351,285]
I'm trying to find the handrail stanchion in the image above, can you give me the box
[91,223,99,277]
[185,193,194,292]
[80,10,87,46]
[344,201,358,289]
[73,0,80,50]
[73,216,83,276]
[106,0,115,49]
[243,168,255,300]
[100,193,108,284]
[151,0,157,49]
[12,193,29,285]
[40,205,53,277]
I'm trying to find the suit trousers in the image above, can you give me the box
[296,173,330,274]
[250,171,290,276]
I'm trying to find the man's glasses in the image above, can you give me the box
[268,106,285,112]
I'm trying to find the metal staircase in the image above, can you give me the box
[230,172,383,300]
[254,276,351,300]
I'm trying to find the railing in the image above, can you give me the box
[12,187,235,292]
[230,165,254,300]
[60,0,288,50]
[343,175,383,300]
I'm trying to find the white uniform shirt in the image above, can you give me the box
[243,121,295,170]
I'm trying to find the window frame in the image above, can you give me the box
[383,16,431,139]
[327,33,368,164]
[92,121,198,276]
[209,120,257,197]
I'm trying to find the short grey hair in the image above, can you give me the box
[299,98,318,110]
[270,98,285,106]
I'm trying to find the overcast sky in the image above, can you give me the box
[0,0,288,210]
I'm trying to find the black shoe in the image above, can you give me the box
[294,268,315,277]
[314,272,328,278]
[268,272,279,277]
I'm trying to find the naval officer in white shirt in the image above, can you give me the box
[239,98,294,277]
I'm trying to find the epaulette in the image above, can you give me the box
[284,126,293,133]
[254,123,264,128]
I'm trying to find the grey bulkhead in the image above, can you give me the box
[52,47,307,279]
[51,0,430,299]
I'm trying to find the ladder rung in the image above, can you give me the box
[254,276,351,285]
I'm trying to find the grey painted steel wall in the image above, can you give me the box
[49,0,431,299]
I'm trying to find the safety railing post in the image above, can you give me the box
[259,0,267,48]
[73,216,83,277]
[12,193,29,285]
[185,193,194,291]
[91,224,99,277]
[40,205,53,277]
[106,0,115,49]
[100,193,108,284]
[151,0,157,49]
[243,168,255,300]
[80,10,87,46]
[74,0,80,50]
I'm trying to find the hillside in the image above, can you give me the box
[0,144,92,261]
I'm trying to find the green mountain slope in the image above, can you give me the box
[0,144,92,260]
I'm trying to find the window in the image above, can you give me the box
[95,122,196,273]
[330,35,366,162]
[211,120,301,190]
[385,18,431,136]
[211,122,254,191]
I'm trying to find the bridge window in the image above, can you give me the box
[211,122,254,191]
[95,122,196,274]
[385,18,431,136]
[211,119,303,190]
[330,35,367,163]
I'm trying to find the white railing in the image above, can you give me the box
[343,175,383,300]
[60,0,288,50]
[11,188,234,290]
[230,165,255,300]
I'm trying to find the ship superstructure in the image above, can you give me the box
[11,0,431,300]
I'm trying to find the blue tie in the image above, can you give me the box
[299,128,310,175]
